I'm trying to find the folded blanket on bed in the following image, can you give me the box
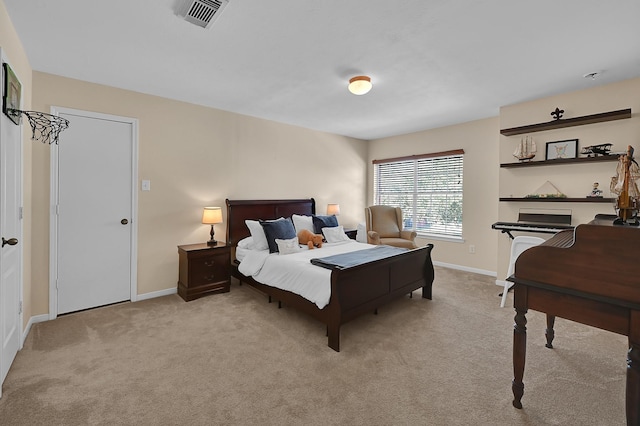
[310,245,407,270]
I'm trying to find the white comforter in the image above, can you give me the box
[238,240,376,309]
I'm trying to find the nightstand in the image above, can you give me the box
[344,228,358,240]
[177,242,231,301]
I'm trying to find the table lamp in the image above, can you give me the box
[327,204,340,216]
[202,207,223,245]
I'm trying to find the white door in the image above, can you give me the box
[0,54,23,395]
[52,109,138,315]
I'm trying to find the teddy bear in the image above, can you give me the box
[297,229,323,249]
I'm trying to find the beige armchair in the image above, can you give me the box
[364,205,417,249]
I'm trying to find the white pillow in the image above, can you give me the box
[356,222,367,243]
[292,214,314,234]
[275,237,301,255]
[245,220,269,250]
[237,236,255,250]
[322,225,351,243]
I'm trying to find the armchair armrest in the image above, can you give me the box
[367,230,381,245]
[400,230,417,241]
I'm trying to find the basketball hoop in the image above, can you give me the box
[7,108,69,144]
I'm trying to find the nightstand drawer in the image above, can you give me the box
[190,254,229,285]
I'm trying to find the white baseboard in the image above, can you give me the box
[22,314,49,345]
[433,261,496,277]
[137,287,177,301]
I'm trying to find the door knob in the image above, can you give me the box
[121,219,129,225]
[2,237,18,247]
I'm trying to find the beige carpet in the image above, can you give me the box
[0,267,627,425]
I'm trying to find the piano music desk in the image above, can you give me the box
[509,217,640,425]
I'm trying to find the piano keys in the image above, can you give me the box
[509,214,640,425]
[492,208,573,238]
[491,221,574,235]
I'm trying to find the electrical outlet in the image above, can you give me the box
[469,244,475,254]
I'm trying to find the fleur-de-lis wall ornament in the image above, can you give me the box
[550,107,564,120]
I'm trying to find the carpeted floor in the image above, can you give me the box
[0,266,628,425]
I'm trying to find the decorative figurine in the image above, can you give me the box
[581,143,612,157]
[587,182,603,198]
[550,107,564,120]
[610,145,640,225]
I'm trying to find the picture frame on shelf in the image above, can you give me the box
[545,139,578,160]
[2,62,21,125]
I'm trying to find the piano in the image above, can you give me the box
[491,221,574,236]
[509,214,640,425]
[492,209,574,239]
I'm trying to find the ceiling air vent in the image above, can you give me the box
[183,0,228,29]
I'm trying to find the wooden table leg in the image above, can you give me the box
[627,311,640,425]
[545,314,555,349]
[513,306,527,409]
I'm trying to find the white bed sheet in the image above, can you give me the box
[238,240,376,309]
[235,246,251,262]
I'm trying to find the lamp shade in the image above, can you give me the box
[327,204,340,216]
[202,207,223,224]
[348,76,372,95]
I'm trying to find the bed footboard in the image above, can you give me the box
[327,243,434,351]
[232,244,434,352]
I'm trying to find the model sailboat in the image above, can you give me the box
[513,136,537,161]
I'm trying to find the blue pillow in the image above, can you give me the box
[260,218,296,253]
[312,215,339,234]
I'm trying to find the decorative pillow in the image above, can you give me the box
[322,225,351,243]
[275,237,301,255]
[260,217,296,253]
[292,214,314,234]
[237,236,255,250]
[356,222,367,243]
[245,220,269,251]
[312,214,339,234]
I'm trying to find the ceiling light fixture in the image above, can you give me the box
[348,76,372,95]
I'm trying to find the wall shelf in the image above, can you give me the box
[500,155,618,168]
[499,197,614,203]
[500,108,631,136]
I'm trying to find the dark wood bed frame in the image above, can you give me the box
[225,198,435,352]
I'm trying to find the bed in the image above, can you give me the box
[225,198,435,351]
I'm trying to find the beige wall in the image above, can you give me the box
[4,0,640,323]
[1,0,33,328]
[368,117,500,274]
[30,72,368,315]
[497,77,640,279]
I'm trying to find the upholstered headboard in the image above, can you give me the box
[225,198,316,247]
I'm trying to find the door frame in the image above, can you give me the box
[48,107,139,319]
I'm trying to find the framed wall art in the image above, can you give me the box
[545,139,578,160]
[2,62,21,125]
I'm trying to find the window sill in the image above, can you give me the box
[416,233,463,243]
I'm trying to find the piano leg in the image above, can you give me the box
[512,306,527,409]
[545,315,555,349]
[627,312,640,425]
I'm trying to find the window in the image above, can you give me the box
[373,149,464,239]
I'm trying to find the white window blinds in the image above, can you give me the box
[374,150,464,239]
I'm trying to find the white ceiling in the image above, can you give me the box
[5,0,640,140]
